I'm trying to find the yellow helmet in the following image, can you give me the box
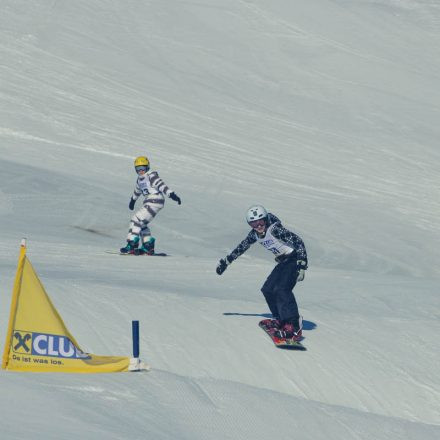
[134,156,150,172]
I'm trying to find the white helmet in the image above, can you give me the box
[246,205,268,223]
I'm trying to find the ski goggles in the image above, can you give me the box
[135,165,148,173]
[248,219,266,228]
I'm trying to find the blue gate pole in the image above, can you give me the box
[132,320,140,358]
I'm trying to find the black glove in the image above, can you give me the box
[296,260,307,282]
[216,258,228,275]
[129,198,136,210]
[169,192,181,205]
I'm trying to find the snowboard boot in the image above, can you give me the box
[260,318,281,335]
[120,240,136,254]
[277,323,295,339]
[277,318,303,341]
[134,237,155,256]
[295,315,303,339]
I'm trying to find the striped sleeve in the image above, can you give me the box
[149,171,172,196]
[132,181,142,200]
[226,231,257,263]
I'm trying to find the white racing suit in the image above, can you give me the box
[126,170,174,246]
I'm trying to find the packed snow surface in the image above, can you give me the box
[1,1,439,439]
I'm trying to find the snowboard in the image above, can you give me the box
[105,250,168,257]
[259,320,306,350]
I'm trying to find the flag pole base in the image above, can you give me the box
[129,357,150,372]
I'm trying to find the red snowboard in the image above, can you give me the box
[259,319,306,350]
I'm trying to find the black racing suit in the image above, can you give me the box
[226,213,308,329]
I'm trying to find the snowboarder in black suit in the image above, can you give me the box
[216,205,308,340]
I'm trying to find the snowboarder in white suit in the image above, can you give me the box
[120,156,181,255]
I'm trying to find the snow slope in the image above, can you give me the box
[1,0,439,438]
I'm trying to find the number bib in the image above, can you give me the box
[256,224,293,257]
[137,175,159,196]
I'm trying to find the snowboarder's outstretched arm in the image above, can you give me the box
[149,171,172,196]
[149,171,182,205]
[216,231,257,275]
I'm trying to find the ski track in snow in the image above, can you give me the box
[1,0,440,439]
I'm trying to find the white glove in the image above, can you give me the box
[296,260,307,282]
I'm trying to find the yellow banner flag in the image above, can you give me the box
[2,240,148,373]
